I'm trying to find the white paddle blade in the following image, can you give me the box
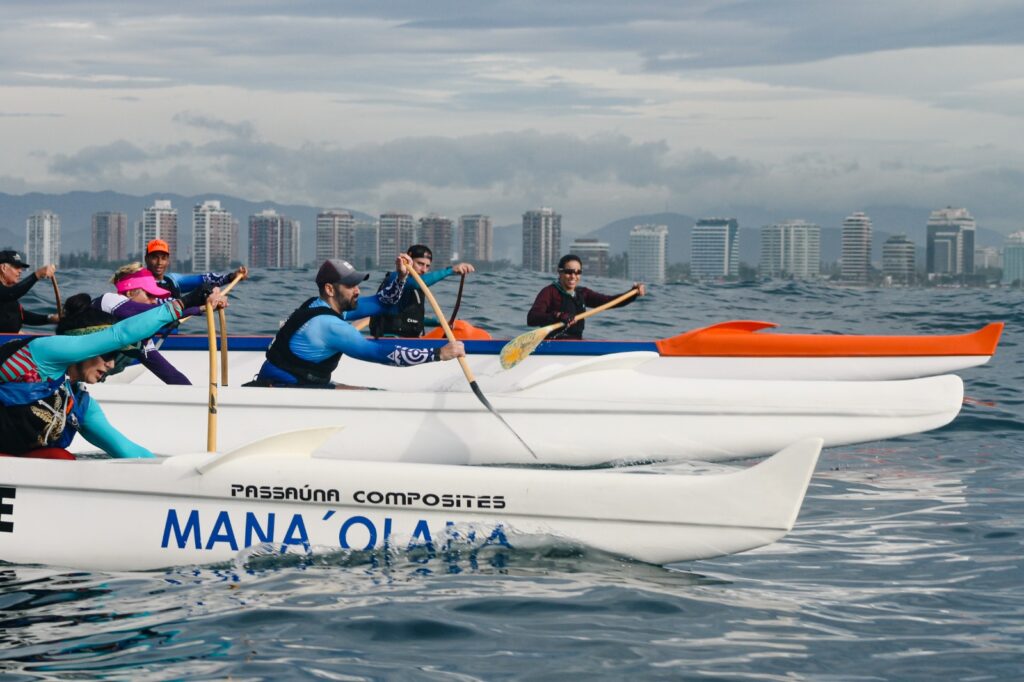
[196,426,342,474]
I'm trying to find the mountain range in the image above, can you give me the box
[0,191,1007,266]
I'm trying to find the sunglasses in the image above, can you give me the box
[100,352,119,362]
[559,268,582,276]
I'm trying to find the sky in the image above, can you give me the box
[2,1,1023,233]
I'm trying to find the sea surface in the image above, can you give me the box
[2,268,1022,680]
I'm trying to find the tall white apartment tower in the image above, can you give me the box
[1003,232,1024,286]
[628,224,668,284]
[418,214,454,267]
[26,211,61,267]
[316,209,356,263]
[841,211,873,282]
[691,217,739,279]
[378,212,416,264]
[522,208,562,273]
[759,220,821,279]
[141,200,179,262]
[459,215,493,262]
[192,200,234,271]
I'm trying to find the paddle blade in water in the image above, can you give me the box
[499,328,548,369]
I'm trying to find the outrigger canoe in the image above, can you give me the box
[20,320,997,385]
[75,355,963,465]
[0,430,823,570]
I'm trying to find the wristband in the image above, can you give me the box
[432,347,442,362]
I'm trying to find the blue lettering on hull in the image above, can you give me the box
[160,509,512,555]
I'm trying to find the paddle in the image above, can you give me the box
[205,300,218,452]
[51,273,63,320]
[500,287,640,369]
[404,266,538,459]
[179,272,245,324]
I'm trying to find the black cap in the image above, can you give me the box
[0,250,30,268]
[315,259,370,287]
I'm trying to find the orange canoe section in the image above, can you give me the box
[655,321,1004,358]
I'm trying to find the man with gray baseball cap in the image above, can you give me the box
[0,250,59,332]
[247,254,464,388]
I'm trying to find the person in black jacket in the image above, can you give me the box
[0,250,58,333]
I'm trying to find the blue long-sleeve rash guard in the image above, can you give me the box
[292,299,435,366]
[25,301,184,458]
[165,271,234,294]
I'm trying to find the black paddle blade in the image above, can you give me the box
[470,381,538,460]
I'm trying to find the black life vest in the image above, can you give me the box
[154,275,181,299]
[264,297,345,385]
[0,300,26,333]
[369,275,425,338]
[549,287,588,340]
[0,338,87,454]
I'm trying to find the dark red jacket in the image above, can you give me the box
[526,284,634,339]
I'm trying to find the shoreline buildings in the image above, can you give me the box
[1003,232,1024,286]
[882,234,916,285]
[760,220,821,279]
[353,221,379,270]
[841,211,872,282]
[91,211,128,262]
[459,215,493,262]
[315,209,356,263]
[26,211,61,267]
[570,238,610,277]
[522,208,562,273]
[926,206,975,279]
[379,212,416,265]
[192,200,234,271]
[628,224,668,284]
[691,217,739,279]
[141,200,178,263]
[249,209,300,268]
[418,214,454,267]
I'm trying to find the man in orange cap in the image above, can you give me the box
[144,238,248,299]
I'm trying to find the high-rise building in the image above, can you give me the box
[974,246,1001,270]
[249,209,300,268]
[926,206,976,278]
[26,211,61,267]
[353,221,379,270]
[570,238,610,277]
[628,224,668,284]
[141,200,179,262]
[522,208,562,273]
[459,215,493,262]
[418,214,454,267]
[882,234,916,285]
[1003,232,1024,286]
[379,212,416,264]
[315,209,356,263]
[759,220,821,279]
[91,211,128,262]
[691,217,739,279]
[192,200,234,271]
[841,211,872,282]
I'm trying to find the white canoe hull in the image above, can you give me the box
[1,432,822,570]
[78,359,963,465]
[107,348,990,387]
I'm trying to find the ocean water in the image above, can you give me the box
[2,268,1022,680]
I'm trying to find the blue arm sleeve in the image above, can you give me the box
[30,302,182,379]
[301,316,435,367]
[78,397,155,458]
[167,272,228,293]
[404,268,453,290]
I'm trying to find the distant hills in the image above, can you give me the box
[0,191,1008,265]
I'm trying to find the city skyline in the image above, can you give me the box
[1,3,1022,236]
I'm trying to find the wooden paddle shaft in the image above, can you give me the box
[218,306,229,386]
[545,287,639,332]
[51,274,63,320]
[206,304,218,453]
[405,268,477,382]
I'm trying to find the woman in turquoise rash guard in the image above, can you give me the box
[0,289,227,460]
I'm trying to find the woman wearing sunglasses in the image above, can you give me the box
[0,288,227,460]
[527,254,646,340]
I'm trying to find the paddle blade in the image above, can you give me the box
[500,327,552,369]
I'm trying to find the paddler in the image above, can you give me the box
[527,254,645,339]
[0,288,228,460]
[246,256,465,388]
[0,250,59,333]
[144,238,248,299]
[369,244,475,337]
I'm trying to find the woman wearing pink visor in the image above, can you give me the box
[91,263,212,384]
